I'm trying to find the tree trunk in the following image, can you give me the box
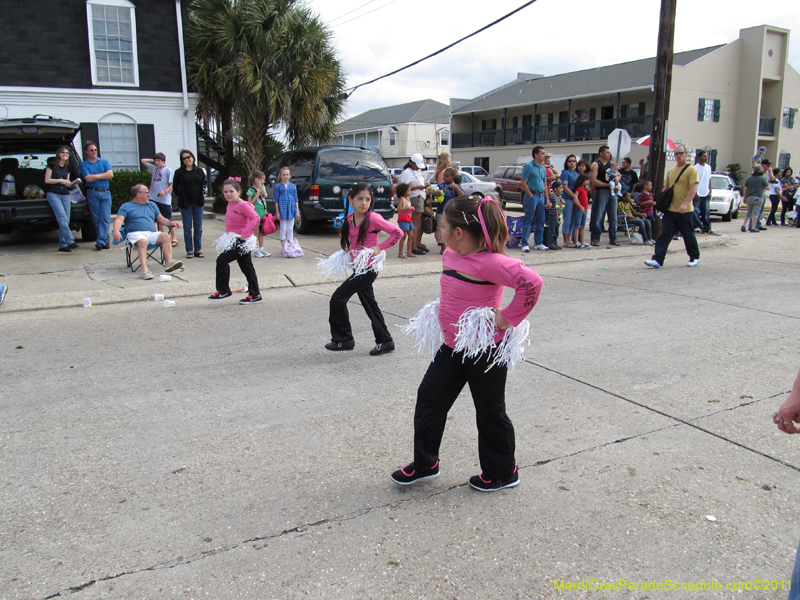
[243,120,267,182]
[222,110,234,172]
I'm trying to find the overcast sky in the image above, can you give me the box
[304,0,800,121]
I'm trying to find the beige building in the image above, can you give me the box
[335,99,450,168]
[451,25,799,178]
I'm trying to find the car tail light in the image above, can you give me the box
[390,185,394,198]
[310,185,320,202]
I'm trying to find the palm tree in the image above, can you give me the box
[187,0,346,177]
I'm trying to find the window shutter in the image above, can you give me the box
[698,98,705,121]
[713,100,721,122]
[790,108,796,129]
[620,105,627,118]
[137,124,155,171]
[638,102,646,117]
[709,149,717,172]
[80,122,99,155]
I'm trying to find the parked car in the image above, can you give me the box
[387,168,403,184]
[0,116,95,240]
[709,172,742,222]
[458,165,491,181]
[491,164,526,203]
[264,146,394,234]
[424,171,504,207]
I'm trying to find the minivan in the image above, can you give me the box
[265,146,394,233]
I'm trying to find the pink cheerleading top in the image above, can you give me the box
[225,200,259,238]
[439,248,543,347]
[346,211,402,258]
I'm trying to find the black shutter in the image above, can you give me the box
[713,100,721,123]
[638,102,646,117]
[620,104,628,118]
[137,124,155,171]
[790,108,796,129]
[80,122,99,155]
[589,108,596,121]
[698,98,705,121]
[709,149,717,172]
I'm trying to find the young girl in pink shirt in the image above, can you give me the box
[392,195,543,492]
[209,179,261,304]
[325,183,402,355]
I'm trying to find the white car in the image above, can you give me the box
[708,173,742,222]
[424,171,504,207]
[458,165,491,181]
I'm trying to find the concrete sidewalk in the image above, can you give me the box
[0,207,731,312]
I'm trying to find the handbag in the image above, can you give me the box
[261,213,277,235]
[421,212,436,234]
[69,186,86,204]
[656,165,690,212]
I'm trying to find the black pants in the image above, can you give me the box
[216,242,260,296]
[651,210,699,266]
[329,271,392,345]
[781,196,796,224]
[767,194,781,225]
[414,345,515,480]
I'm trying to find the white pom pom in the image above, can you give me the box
[352,248,386,275]
[399,299,443,361]
[490,319,531,370]
[316,250,352,281]
[214,231,239,254]
[238,235,258,255]
[453,307,498,361]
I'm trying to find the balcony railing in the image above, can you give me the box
[759,117,775,136]
[452,114,653,148]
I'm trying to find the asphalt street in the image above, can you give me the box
[2,213,800,599]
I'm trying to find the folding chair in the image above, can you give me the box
[616,213,634,243]
[113,227,166,272]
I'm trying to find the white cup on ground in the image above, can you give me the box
[159,274,172,282]
[163,299,176,308]
[153,293,165,302]
[83,298,92,308]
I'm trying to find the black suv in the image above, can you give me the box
[0,116,96,240]
[265,146,394,234]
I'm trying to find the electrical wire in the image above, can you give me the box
[345,0,538,95]
[328,0,383,25]
[332,0,399,28]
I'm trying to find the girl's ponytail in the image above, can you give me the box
[443,195,508,254]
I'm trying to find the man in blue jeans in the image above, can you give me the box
[79,140,114,250]
[520,145,548,252]
[590,145,618,246]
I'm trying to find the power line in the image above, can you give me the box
[332,0,399,28]
[328,0,383,25]
[345,0,539,95]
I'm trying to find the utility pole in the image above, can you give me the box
[648,0,677,197]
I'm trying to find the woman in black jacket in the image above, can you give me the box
[173,150,206,258]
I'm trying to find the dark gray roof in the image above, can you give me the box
[452,46,724,114]
[338,99,450,131]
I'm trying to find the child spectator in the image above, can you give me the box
[546,180,564,250]
[246,170,271,257]
[273,167,300,251]
[606,161,623,198]
[434,167,464,254]
[573,174,590,248]
[395,182,416,259]
[637,180,655,224]
[618,191,654,244]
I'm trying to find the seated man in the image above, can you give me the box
[112,184,183,279]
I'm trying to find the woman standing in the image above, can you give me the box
[560,155,580,247]
[44,146,80,252]
[400,153,428,256]
[173,150,206,258]
[781,167,799,226]
[433,152,450,184]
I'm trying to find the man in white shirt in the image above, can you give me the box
[694,150,714,234]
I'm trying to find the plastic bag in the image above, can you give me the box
[69,186,86,204]
[282,238,304,258]
[1,174,16,196]
[22,184,44,199]
[630,232,643,244]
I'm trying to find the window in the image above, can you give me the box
[600,106,614,120]
[620,103,646,118]
[481,119,497,131]
[86,0,139,87]
[698,98,720,122]
[439,129,449,146]
[779,153,792,170]
[98,122,138,169]
[783,108,795,129]
[389,130,397,146]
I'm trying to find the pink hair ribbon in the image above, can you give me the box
[477,196,505,252]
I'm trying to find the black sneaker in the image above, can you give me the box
[325,341,355,351]
[369,340,395,356]
[469,467,520,492]
[208,291,232,301]
[58,246,72,252]
[239,294,262,304]
[68,242,80,249]
[391,460,440,485]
